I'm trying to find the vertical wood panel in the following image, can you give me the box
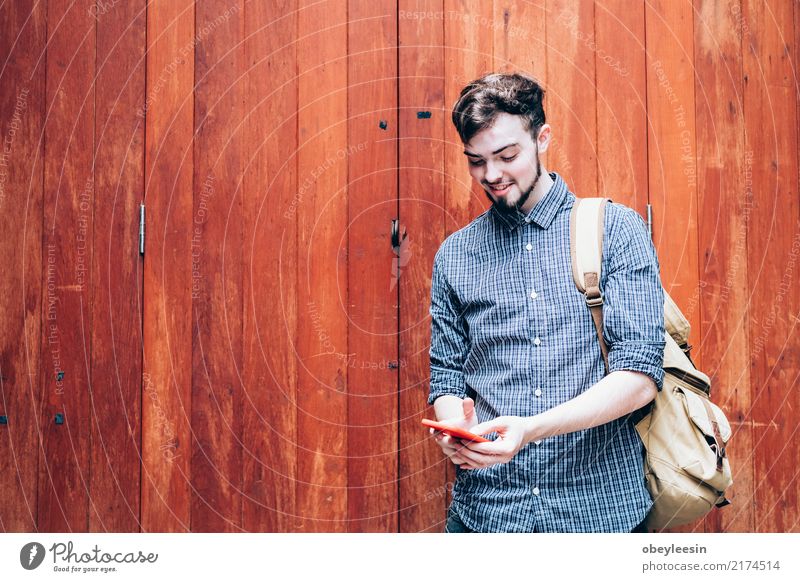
[547,0,598,198]
[142,0,195,532]
[90,0,146,532]
[646,0,703,347]
[0,0,45,532]
[493,0,546,80]
[347,0,399,532]
[398,0,448,534]
[595,0,648,214]
[742,0,800,533]
[191,0,245,532]
[694,0,752,533]
[38,0,95,532]
[242,0,299,533]
[296,0,349,532]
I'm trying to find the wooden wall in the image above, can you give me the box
[1,0,798,533]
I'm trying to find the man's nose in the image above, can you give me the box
[484,161,502,183]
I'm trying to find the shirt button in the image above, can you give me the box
[534,440,542,445]
[534,388,542,397]
[525,243,532,251]
[532,487,540,496]
[533,337,541,346]
[530,290,538,299]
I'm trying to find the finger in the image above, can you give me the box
[457,445,498,466]
[462,397,475,419]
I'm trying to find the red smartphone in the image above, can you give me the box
[421,418,490,443]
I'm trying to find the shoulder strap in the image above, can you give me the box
[569,197,611,373]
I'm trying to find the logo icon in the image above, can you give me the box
[20,542,46,570]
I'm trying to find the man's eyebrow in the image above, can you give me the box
[462,143,519,157]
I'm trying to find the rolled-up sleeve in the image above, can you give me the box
[602,206,665,390]
[428,249,470,405]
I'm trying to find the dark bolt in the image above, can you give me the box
[379,120,388,130]
[54,413,64,425]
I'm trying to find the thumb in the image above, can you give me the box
[471,419,501,437]
[462,397,475,420]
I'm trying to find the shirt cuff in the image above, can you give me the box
[607,341,665,391]
[428,366,467,405]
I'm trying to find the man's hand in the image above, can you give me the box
[429,397,480,468]
[456,415,532,470]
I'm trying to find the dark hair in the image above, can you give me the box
[451,72,546,144]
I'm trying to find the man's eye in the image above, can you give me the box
[468,159,484,166]
[500,155,517,162]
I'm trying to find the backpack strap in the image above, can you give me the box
[569,197,611,373]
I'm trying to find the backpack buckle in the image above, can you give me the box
[585,291,603,308]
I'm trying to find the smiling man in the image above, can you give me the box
[428,73,665,533]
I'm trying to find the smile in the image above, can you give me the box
[489,183,513,193]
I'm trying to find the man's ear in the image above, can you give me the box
[536,124,552,153]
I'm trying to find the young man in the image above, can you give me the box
[428,73,665,533]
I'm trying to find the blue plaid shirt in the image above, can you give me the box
[428,172,665,533]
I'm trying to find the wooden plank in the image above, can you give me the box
[0,0,46,532]
[295,0,349,532]
[493,0,546,80]
[190,0,244,532]
[89,0,146,532]
[347,0,399,532]
[742,0,799,533]
[645,0,703,347]
[595,0,647,214]
[141,0,195,532]
[38,0,96,532]
[694,0,751,533]
[546,0,598,198]
[241,0,298,533]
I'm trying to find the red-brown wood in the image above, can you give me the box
[190,0,245,532]
[546,0,598,198]
[694,0,752,533]
[347,0,399,532]
[742,0,799,533]
[295,0,349,532]
[89,0,146,532]
[38,0,95,532]
[142,0,195,532]
[0,0,46,532]
[241,0,299,533]
[595,0,648,214]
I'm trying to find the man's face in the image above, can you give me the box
[463,112,545,213]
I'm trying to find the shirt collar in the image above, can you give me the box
[490,172,569,231]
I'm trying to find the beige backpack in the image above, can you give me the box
[570,198,733,531]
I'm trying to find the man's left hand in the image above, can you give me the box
[455,416,532,470]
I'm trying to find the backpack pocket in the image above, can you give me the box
[674,382,733,493]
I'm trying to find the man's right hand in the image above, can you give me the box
[429,397,480,468]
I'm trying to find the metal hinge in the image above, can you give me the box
[139,203,145,256]
[646,203,653,239]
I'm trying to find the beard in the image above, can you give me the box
[484,146,542,214]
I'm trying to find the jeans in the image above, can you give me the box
[443,505,650,533]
